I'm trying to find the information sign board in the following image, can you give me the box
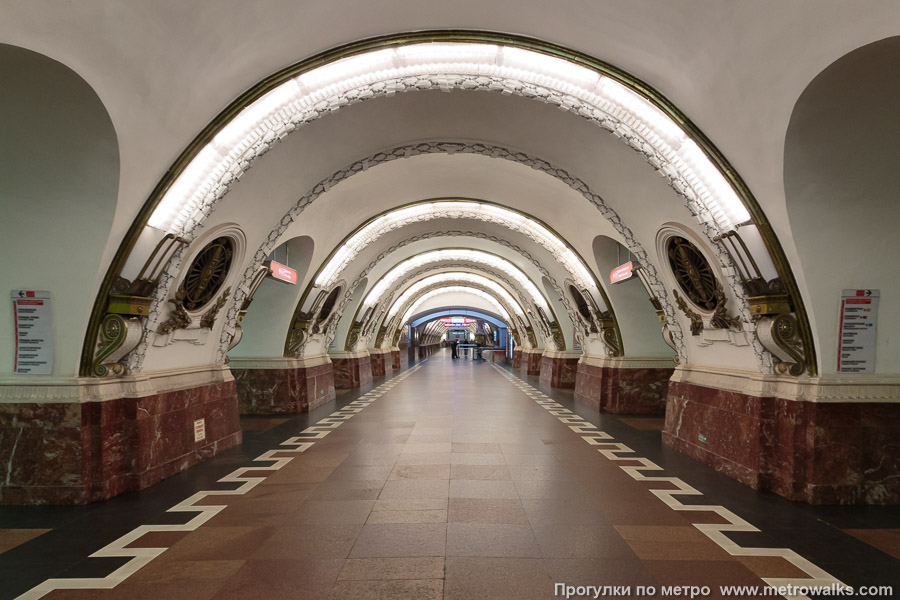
[11,290,53,374]
[838,289,879,373]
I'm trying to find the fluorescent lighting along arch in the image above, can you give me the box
[387,272,526,320]
[146,41,750,240]
[400,286,512,324]
[362,249,550,313]
[315,201,596,290]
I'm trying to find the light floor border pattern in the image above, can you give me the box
[490,363,844,600]
[15,362,427,600]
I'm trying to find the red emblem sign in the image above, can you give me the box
[610,261,634,284]
[268,260,298,284]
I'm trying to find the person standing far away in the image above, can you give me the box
[452,337,459,359]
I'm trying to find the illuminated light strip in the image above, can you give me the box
[16,363,426,600]
[361,249,550,313]
[400,286,512,325]
[387,273,524,319]
[489,363,845,600]
[147,41,748,243]
[315,201,595,290]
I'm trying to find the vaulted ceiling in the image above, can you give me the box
[1,2,898,381]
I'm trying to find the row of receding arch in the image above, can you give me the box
[166,197,728,366]
[79,31,818,377]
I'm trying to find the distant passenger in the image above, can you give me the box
[451,338,459,359]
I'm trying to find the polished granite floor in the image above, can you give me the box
[1,352,898,599]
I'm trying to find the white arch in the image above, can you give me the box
[387,273,526,320]
[361,249,550,314]
[400,286,512,324]
[357,263,548,351]
[315,201,595,290]
[146,41,748,240]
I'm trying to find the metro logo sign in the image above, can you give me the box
[610,261,634,284]
[266,260,298,284]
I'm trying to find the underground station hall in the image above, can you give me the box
[1,3,899,599]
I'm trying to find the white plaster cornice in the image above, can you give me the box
[671,365,900,403]
[580,354,676,369]
[540,350,583,360]
[328,350,371,360]
[227,354,332,370]
[0,365,234,404]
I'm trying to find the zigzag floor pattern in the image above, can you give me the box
[16,362,426,600]
[490,363,843,600]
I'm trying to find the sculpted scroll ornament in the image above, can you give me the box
[673,289,704,336]
[157,287,192,335]
[755,313,806,376]
[210,141,684,365]
[709,285,742,331]
[123,59,792,372]
[200,287,232,329]
[93,314,144,377]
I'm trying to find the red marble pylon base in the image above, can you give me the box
[663,380,900,504]
[370,352,391,377]
[0,380,242,505]
[391,350,402,371]
[416,344,440,359]
[512,350,522,369]
[332,355,373,389]
[521,351,542,376]
[539,355,580,388]
[233,361,336,414]
[574,361,673,415]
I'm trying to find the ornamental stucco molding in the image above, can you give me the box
[205,141,689,365]
[671,365,900,403]
[377,278,527,351]
[0,365,233,404]
[131,66,780,372]
[289,230,561,358]
[316,230,585,359]
[357,262,545,350]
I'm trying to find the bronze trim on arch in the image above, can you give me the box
[281,197,620,357]
[340,247,556,352]
[79,30,814,376]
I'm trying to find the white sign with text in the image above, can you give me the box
[11,290,53,374]
[838,289,879,373]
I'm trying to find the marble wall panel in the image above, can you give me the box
[573,362,673,415]
[663,380,900,504]
[370,353,388,377]
[539,356,579,388]
[0,380,241,505]
[521,352,542,376]
[332,356,373,389]
[233,363,336,414]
